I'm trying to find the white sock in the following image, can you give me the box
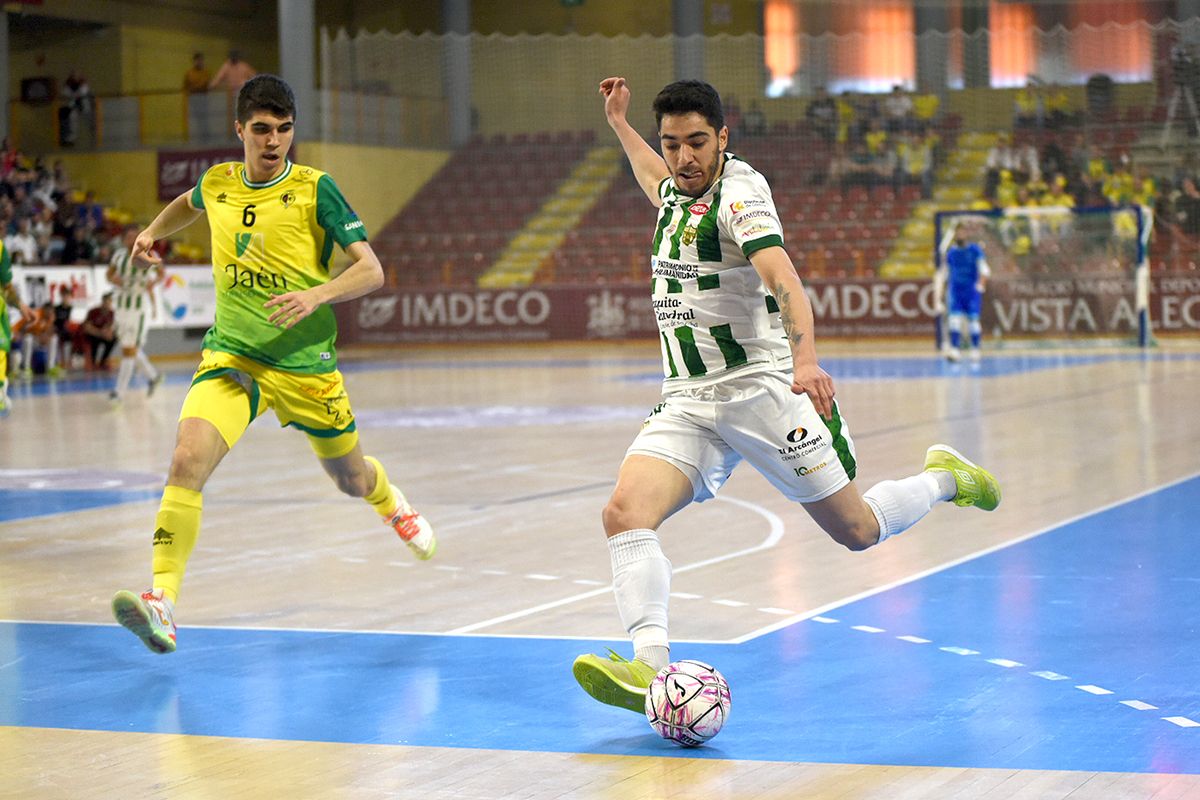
[115,357,135,397]
[863,472,947,545]
[608,528,672,668]
[135,350,158,380]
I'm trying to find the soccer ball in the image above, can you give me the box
[644,659,731,746]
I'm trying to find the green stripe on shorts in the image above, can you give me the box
[824,401,857,481]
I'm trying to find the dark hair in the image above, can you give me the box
[236,74,296,124]
[652,80,724,133]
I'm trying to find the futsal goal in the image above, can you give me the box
[933,205,1153,349]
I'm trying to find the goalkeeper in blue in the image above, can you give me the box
[939,229,990,362]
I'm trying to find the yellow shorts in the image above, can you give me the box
[180,349,359,459]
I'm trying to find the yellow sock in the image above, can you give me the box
[363,455,399,517]
[151,485,202,604]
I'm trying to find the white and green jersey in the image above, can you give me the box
[650,153,790,387]
[109,246,159,314]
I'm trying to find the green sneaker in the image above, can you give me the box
[572,649,659,713]
[112,589,177,654]
[925,444,1001,511]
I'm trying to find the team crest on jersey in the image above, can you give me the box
[234,232,267,261]
[681,225,698,246]
[216,192,227,203]
[280,190,296,208]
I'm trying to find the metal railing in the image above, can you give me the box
[11,89,448,152]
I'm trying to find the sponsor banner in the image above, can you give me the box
[157,147,243,201]
[334,274,1200,344]
[10,264,216,329]
[157,266,217,328]
[335,287,659,343]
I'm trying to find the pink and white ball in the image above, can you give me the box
[644,659,732,746]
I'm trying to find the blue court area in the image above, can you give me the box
[2,475,1196,773]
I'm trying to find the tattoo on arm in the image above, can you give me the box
[773,282,805,348]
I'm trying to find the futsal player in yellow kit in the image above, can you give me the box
[112,74,435,654]
[1,240,34,418]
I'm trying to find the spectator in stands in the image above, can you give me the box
[20,301,62,378]
[863,118,888,157]
[912,93,940,126]
[52,293,77,369]
[209,49,257,92]
[1173,177,1200,237]
[183,52,211,94]
[806,87,837,143]
[61,224,98,265]
[985,133,1016,199]
[1039,175,1076,238]
[883,85,914,133]
[1039,137,1069,184]
[31,207,55,241]
[1014,83,1043,129]
[9,185,34,224]
[830,140,892,188]
[5,218,38,264]
[1011,136,1041,185]
[836,91,858,147]
[1102,155,1136,206]
[81,292,116,370]
[895,130,934,198]
[995,169,1020,208]
[0,138,18,178]
[1044,84,1073,128]
[30,172,58,213]
[59,70,93,147]
[76,190,105,229]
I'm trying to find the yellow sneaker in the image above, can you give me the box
[925,444,1001,511]
[572,649,659,713]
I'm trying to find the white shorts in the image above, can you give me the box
[114,309,148,349]
[626,370,858,503]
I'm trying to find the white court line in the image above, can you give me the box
[729,468,1200,644]
[8,472,1198,645]
[443,494,785,635]
[1120,700,1157,710]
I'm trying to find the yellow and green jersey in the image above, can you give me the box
[191,159,368,373]
[0,241,12,353]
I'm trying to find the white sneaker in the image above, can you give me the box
[969,349,982,362]
[384,484,436,560]
[945,347,962,363]
[112,589,177,653]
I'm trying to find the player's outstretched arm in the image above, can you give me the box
[265,240,383,329]
[135,192,204,266]
[599,77,669,207]
[750,246,835,421]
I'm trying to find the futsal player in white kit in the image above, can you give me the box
[572,77,1003,713]
[107,223,164,403]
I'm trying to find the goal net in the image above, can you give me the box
[933,206,1153,348]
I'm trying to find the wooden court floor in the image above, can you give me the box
[2,340,1199,799]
